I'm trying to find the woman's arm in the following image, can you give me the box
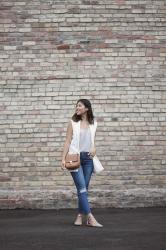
[89,120,97,157]
[61,120,73,169]
[90,139,96,157]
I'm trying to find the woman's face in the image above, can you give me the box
[75,102,88,115]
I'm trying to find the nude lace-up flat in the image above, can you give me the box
[74,214,82,226]
[86,215,103,228]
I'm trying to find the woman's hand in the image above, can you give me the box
[61,160,66,170]
[89,147,96,158]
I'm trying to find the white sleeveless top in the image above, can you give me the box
[79,127,92,152]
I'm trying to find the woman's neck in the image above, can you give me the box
[80,115,89,128]
[81,113,88,121]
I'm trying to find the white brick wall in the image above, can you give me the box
[0,0,166,209]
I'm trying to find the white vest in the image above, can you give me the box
[68,119,104,174]
[68,119,97,154]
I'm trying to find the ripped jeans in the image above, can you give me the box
[70,151,94,215]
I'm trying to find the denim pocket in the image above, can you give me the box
[87,153,93,160]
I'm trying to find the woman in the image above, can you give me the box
[61,99,103,227]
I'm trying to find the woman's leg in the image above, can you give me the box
[77,158,93,214]
[78,152,94,213]
[70,165,91,215]
[81,153,103,227]
[82,155,94,190]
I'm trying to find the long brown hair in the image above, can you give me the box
[72,99,95,124]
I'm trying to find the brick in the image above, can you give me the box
[4,46,16,50]
[57,44,70,50]
[22,41,36,46]
[18,28,31,32]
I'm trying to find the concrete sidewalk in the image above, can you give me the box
[0,207,165,250]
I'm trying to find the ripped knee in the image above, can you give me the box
[78,187,87,194]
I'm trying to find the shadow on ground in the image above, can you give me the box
[0,207,166,250]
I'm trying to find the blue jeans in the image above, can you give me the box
[70,151,94,215]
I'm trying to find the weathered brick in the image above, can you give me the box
[57,44,70,50]
[0,0,165,209]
